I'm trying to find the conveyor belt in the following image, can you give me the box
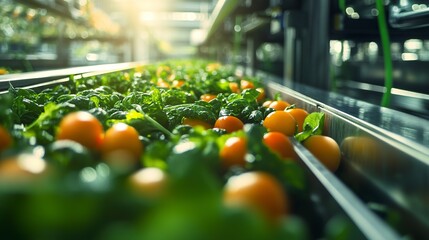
[2,62,428,238]
[0,62,145,91]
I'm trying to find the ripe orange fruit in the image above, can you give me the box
[268,100,290,111]
[262,100,273,108]
[102,123,143,162]
[263,132,297,160]
[256,88,266,102]
[206,62,221,72]
[214,116,244,133]
[220,137,247,169]
[156,79,170,88]
[263,111,296,136]
[0,125,12,152]
[285,108,309,132]
[240,79,255,89]
[172,80,185,88]
[229,82,240,93]
[224,171,289,222]
[57,111,104,150]
[303,135,341,172]
[200,93,217,102]
[129,167,168,198]
[0,154,49,184]
[182,118,212,130]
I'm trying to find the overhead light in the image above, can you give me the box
[401,53,418,61]
[140,11,205,22]
[191,29,206,45]
[141,12,156,22]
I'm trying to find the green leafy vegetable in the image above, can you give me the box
[164,103,217,128]
[0,60,318,240]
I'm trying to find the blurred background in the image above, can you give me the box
[0,0,216,69]
[1,0,429,118]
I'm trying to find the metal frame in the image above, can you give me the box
[0,62,145,92]
[283,0,331,89]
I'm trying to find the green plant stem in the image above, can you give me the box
[134,105,174,138]
[376,0,393,107]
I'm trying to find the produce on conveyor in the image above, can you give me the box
[0,60,349,239]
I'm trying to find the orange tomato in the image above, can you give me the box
[129,167,168,198]
[240,79,255,89]
[224,171,289,222]
[303,135,341,172]
[214,116,244,133]
[0,125,12,152]
[157,78,170,88]
[0,68,9,75]
[102,123,143,162]
[262,100,273,108]
[229,82,240,93]
[256,88,266,102]
[172,80,185,88]
[263,111,296,136]
[268,100,290,111]
[0,154,49,183]
[57,111,104,150]
[220,137,247,169]
[206,62,221,72]
[182,118,212,130]
[285,108,309,132]
[200,93,217,102]
[263,132,297,160]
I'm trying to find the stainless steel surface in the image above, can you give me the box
[291,137,401,240]
[201,0,239,44]
[283,0,331,89]
[0,62,144,91]
[389,3,429,29]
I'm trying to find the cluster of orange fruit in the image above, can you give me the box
[0,64,342,226]
[181,81,341,223]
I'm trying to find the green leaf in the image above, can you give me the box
[25,102,77,145]
[143,140,172,170]
[107,108,173,138]
[46,140,95,170]
[125,109,144,121]
[89,96,100,108]
[0,93,14,128]
[241,88,259,102]
[164,104,217,129]
[295,112,325,142]
[161,89,197,106]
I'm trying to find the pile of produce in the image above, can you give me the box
[0,60,342,240]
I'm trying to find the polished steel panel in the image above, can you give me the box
[291,138,401,240]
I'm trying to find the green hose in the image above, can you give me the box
[375,0,393,107]
[338,0,346,12]
[338,0,392,107]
